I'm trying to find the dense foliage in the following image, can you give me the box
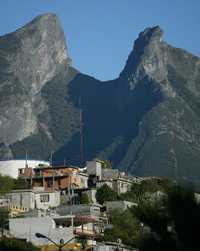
[0,208,9,236]
[0,237,39,251]
[121,178,169,203]
[0,175,30,195]
[99,181,200,251]
[104,209,140,247]
[132,184,200,251]
[0,175,14,195]
[13,178,30,190]
[96,184,118,204]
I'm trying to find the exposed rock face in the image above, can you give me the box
[0,14,73,158]
[117,26,200,185]
[1,14,200,185]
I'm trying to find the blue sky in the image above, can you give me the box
[0,0,200,80]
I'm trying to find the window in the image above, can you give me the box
[40,194,50,203]
[47,179,53,187]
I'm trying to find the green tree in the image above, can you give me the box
[80,193,90,204]
[121,178,169,203]
[104,209,140,247]
[96,184,118,205]
[13,178,30,190]
[132,184,200,251]
[0,174,14,195]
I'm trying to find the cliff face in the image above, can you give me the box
[117,26,200,185]
[1,14,200,185]
[0,14,76,158]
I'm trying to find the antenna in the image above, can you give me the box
[79,96,85,166]
[25,150,28,168]
[50,151,53,167]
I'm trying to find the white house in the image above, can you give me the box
[9,215,74,246]
[8,188,60,211]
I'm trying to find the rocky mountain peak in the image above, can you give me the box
[0,13,72,147]
[120,25,170,94]
[138,25,163,43]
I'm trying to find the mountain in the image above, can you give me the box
[1,14,200,185]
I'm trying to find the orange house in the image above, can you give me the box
[19,165,88,192]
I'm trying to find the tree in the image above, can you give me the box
[96,184,118,205]
[80,193,90,204]
[13,178,30,190]
[0,175,14,195]
[132,184,200,251]
[0,208,9,237]
[121,178,169,203]
[104,209,140,247]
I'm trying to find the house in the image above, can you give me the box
[9,215,74,246]
[7,188,60,212]
[86,160,102,180]
[18,165,88,192]
[112,177,132,195]
[56,204,107,239]
[96,177,132,195]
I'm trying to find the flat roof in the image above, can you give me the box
[34,165,80,170]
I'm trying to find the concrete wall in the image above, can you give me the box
[9,216,74,246]
[8,190,60,210]
[87,161,102,180]
[78,173,88,189]
[35,191,60,210]
[57,204,101,217]
[9,191,35,210]
[105,201,136,212]
[102,169,119,180]
[83,189,97,204]
[95,244,131,251]
[112,179,132,195]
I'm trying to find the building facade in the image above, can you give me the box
[19,166,88,192]
[8,189,60,211]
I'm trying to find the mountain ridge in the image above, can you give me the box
[1,14,200,185]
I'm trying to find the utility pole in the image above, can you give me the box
[25,150,28,168]
[79,96,85,167]
[50,151,53,167]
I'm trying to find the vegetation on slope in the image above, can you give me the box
[99,182,200,251]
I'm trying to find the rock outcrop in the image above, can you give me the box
[0,14,73,158]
